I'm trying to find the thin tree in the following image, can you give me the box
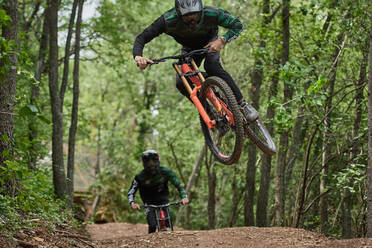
[47,0,67,198]
[206,152,217,229]
[342,40,368,238]
[243,0,273,226]
[366,0,372,237]
[0,0,18,196]
[274,0,291,225]
[319,31,345,234]
[256,0,281,227]
[67,0,84,204]
[60,0,78,107]
[29,8,49,170]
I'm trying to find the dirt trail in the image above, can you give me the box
[87,222,372,248]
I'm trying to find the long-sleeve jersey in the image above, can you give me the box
[133,6,244,58]
[128,166,187,205]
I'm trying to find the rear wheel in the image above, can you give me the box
[199,76,244,165]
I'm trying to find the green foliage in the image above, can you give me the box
[334,163,366,194]
[0,160,75,232]
[0,8,11,27]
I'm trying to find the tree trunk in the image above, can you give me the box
[206,153,217,229]
[95,125,101,178]
[284,106,305,183]
[320,32,344,235]
[48,0,67,199]
[244,0,272,227]
[257,67,279,227]
[67,0,84,204]
[274,0,291,226]
[319,84,333,235]
[244,143,257,226]
[60,0,78,107]
[365,1,372,234]
[343,40,368,238]
[28,9,48,170]
[185,203,192,229]
[0,0,18,196]
[229,165,244,227]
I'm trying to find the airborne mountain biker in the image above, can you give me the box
[128,150,189,233]
[133,0,259,122]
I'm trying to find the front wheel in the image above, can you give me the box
[244,118,276,156]
[199,76,244,165]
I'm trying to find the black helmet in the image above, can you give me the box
[142,150,160,175]
[175,0,203,17]
[141,150,159,163]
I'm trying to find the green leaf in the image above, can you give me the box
[37,115,51,124]
[27,104,38,113]
[19,106,33,117]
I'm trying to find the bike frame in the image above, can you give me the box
[141,202,182,232]
[156,207,173,231]
[172,58,235,130]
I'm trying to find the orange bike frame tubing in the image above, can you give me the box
[188,61,234,125]
[173,60,234,129]
[173,62,215,129]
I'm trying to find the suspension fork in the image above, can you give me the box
[173,61,216,129]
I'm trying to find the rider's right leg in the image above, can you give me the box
[202,51,258,123]
[146,208,157,233]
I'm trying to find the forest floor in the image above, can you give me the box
[2,221,372,248]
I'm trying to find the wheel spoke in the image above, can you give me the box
[199,76,244,165]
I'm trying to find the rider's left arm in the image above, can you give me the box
[166,168,188,200]
[215,7,245,43]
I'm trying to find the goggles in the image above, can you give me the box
[142,154,159,162]
[182,12,201,26]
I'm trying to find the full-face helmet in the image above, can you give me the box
[141,150,160,175]
[175,0,203,28]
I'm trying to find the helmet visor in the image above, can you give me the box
[142,153,159,163]
[143,160,160,175]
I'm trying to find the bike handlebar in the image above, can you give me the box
[139,201,184,209]
[150,48,211,64]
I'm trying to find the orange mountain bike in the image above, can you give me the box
[150,48,276,164]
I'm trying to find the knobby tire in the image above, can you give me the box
[244,118,276,156]
[199,76,244,165]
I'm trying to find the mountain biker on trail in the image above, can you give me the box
[128,150,189,233]
[133,0,259,122]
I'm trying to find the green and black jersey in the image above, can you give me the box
[133,6,244,57]
[128,166,187,205]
